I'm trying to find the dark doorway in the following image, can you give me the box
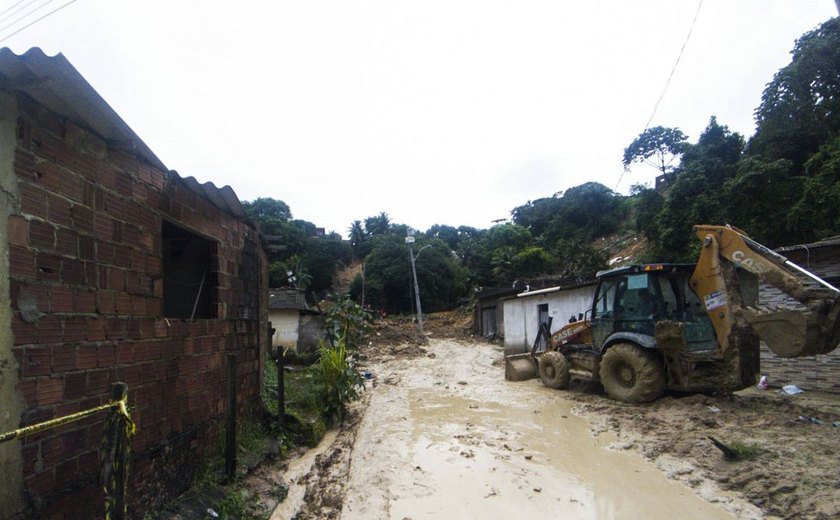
[536,303,550,351]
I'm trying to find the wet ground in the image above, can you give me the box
[273,336,840,519]
[332,339,760,520]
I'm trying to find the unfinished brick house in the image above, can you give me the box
[0,48,268,518]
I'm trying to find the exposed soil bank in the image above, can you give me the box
[566,382,840,519]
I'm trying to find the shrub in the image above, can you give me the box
[314,338,362,421]
[323,294,373,349]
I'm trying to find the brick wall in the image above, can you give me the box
[758,244,840,393]
[6,92,267,518]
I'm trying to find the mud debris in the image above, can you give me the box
[267,310,839,520]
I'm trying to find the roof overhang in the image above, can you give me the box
[0,47,246,220]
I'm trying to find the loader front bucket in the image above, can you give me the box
[505,353,537,381]
[741,307,832,358]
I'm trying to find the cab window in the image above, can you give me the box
[594,278,619,318]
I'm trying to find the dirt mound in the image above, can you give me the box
[422,307,475,338]
[594,229,649,267]
[567,386,840,519]
[362,308,477,362]
[333,261,363,294]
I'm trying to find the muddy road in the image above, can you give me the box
[278,339,770,519]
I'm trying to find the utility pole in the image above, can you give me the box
[360,262,366,309]
[406,235,424,336]
[836,0,840,15]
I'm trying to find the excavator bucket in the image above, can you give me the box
[504,353,537,381]
[741,307,837,358]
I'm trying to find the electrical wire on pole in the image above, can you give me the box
[0,0,81,45]
[615,0,704,192]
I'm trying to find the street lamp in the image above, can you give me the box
[405,234,430,336]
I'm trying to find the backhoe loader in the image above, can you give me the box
[504,225,840,402]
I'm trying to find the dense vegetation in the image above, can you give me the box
[244,17,840,314]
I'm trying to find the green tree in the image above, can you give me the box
[511,183,625,246]
[550,239,608,278]
[750,17,840,172]
[510,196,563,238]
[364,212,391,236]
[347,220,369,259]
[541,182,626,243]
[355,234,468,313]
[647,118,744,260]
[623,126,688,174]
[788,136,840,241]
[485,223,532,252]
[490,246,517,283]
[413,238,470,312]
[245,198,353,294]
[426,224,460,250]
[721,157,801,247]
[512,246,552,278]
[454,226,492,287]
[242,197,292,227]
[302,236,353,293]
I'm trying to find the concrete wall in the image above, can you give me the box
[0,89,26,516]
[270,309,298,349]
[502,285,596,354]
[4,91,267,518]
[298,314,324,354]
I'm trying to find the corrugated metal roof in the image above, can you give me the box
[0,47,246,220]
[269,289,309,310]
[176,174,246,219]
[777,236,840,253]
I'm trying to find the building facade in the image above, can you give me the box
[0,48,268,518]
[502,283,596,355]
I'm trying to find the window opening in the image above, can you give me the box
[162,221,217,319]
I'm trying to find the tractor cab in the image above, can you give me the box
[591,264,716,354]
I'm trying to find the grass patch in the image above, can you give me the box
[726,442,766,461]
[263,361,328,447]
[709,436,766,461]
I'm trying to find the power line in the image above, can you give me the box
[615,0,704,191]
[643,0,704,131]
[0,0,31,19]
[0,0,57,34]
[0,0,80,45]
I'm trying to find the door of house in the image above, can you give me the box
[481,307,497,337]
[536,303,550,352]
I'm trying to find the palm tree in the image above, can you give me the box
[364,212,391,236]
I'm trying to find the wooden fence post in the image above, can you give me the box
[103,382,129,520]
[225,354,237,482]
[278,353,286,430]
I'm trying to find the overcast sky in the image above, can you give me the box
[3,1,837,236]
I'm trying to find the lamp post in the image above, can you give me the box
[405,234,430,336]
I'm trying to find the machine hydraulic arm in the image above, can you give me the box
[691,225,840,358]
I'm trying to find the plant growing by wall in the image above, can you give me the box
[314,338,362,421]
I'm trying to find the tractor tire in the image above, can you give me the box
[599,343,665,403]
[538,352,570,389]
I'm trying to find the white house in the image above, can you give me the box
[269,289,324,354]
[502,281,597,355]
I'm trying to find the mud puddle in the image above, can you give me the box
[340,340,760,520]
[270,430,338,520]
